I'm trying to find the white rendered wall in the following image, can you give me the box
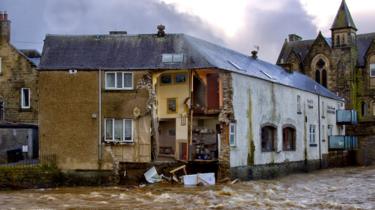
[230,73,344,167]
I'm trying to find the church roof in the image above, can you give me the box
[331,0,357,30]
[39,33,343,101]
[277,33,375,67]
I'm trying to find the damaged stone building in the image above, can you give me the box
[0,12,40,164]
[38,25,347,179]
[277,0,374,165]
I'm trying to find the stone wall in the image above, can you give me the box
[218,72,234,179]
[0,42,38,124]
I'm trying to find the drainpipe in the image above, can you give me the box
[318,94,322,168]
[98,69,103,168]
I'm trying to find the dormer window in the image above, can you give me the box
[162,53,184,63]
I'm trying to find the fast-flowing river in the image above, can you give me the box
[1,166,375,209]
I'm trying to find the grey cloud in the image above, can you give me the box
[0,0,223,52]
[227,0,317,62]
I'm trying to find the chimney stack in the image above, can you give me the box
[251,50,258,59]
[157,24,166,37]
[288,34,302,42]
[0,11,11,43]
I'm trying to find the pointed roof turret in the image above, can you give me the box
[331,0,357,31]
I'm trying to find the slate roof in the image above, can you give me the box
[39,33,343,101]
[277,33,375,67]
[331,0,357,30]
[19,49,41,66]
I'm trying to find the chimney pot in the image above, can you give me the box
[251,50,258,59]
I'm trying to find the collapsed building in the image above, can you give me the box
[38,26,351,180]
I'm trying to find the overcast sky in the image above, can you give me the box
[1,0,374,63]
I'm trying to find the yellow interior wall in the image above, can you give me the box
[155,70,190,119]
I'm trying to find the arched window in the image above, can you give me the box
[315,70,321,84]
[283,126,296,151]
[322,69,327,87]
[261,125,277,152]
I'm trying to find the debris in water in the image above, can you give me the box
[144,166,162,184]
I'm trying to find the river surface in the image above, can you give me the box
[1,166,375,209]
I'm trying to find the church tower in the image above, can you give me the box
[331,0,357,48]
[330,0,358,108]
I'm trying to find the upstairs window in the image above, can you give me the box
[297,95,302,114]
[105,72,133,90]
[162,53,184,63]
[261,125,277,152]
[370,64,375,77]
[105,118,133,143]
[20,88,30,109]
[229,122,236,147]
[160,74,172,84]
[282,126,296,151]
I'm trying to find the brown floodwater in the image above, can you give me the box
[1,166,375,210]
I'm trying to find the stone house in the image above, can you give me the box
[38,26,348,179]
[277,0,374,165]
[0,12,40,163]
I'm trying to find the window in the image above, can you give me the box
[282,126,296,151]
[167,98,177,113]
[322,125,325,141]
[309,124,316,145]
[370,64,375,77]
[229,122,236,147]
[373,102,375,116]
[328,125,333,137]
[315,70,320,84]
[175,73,187,83]
[297,95,302,114]
[160,74,172,84]
[322,101,325,118]
[261,125,277,152]
[20,88,30,109]
[105,72,133,90]
[361,102,368,117]
[0,57,2,74]
[322,69,327,87]
[105,118,133,142]
[0,101,4,120]
[162,53,184,63]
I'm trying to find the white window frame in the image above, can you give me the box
[309,124,316,145]
[229,122,236,147]
[104,118,133,143]
[297,95,301,114]
[105,72,134,90]
[20,88,30,109]
[162,53,184,63]
[370,64,375,77]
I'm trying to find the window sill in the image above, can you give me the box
[104,141,134,145]
[261,150,276,153]
[309,144,317,147]
[283,149,296,152]
[20,108,32,112]
[104,89,135,92]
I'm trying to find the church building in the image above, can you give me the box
[277,0,375,121]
